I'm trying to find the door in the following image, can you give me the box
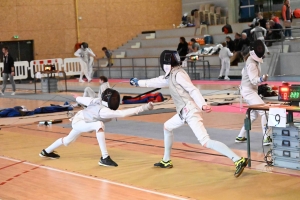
[0,40,34,62]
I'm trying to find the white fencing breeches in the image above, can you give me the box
[162,105,240,162]
[83,87,97,98]
[45,111,108,158]
[219,58,230,78]
[79,60,91,81]
[238,88,269,139]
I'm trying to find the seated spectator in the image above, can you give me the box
[230,33,241,65]
[271,13,280,24]
[230,33,250,65]
[226,36,235,52]
[248,12,260,28]
[269,20,284,41]
[177,37,189,61]
[251,22,270,54]
[188,38,201,53]
[83,76,110,99]
[257,12,267,29]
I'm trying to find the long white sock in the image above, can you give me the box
[96,132,109,159]
[162,129,173,162]
[261,114,269,140]
[207,140,241,162]
[45,138,63,153]
[225,64,230,78]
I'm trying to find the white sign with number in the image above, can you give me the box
[268,108,287,127]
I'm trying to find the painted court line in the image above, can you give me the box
[0,156,188,200]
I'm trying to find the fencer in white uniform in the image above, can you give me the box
[130,50,248,178]
[83,76,111,99]
[39,88,154,167]
[235,40,271,145]
[74,42,96,83]
[218,42,233,80]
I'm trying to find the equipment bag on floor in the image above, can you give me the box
[122,92,164,104]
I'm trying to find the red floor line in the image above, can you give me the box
[0,165,41,187]
[0,160,25,170]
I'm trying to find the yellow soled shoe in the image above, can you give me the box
[154,159,173,168]
[234,157,249,178]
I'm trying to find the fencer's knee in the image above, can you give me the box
[97,121,105,132]
[199,136,211,147]
[164,122,173,132]
[62,137,74,146]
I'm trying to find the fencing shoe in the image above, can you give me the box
[99,156,118,167]
[234,157,248,177]
[154,159,173,168]
[39,149,60,159]
[235,137,247,143]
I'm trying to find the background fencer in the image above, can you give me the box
[218,42,233,80]
[39,88,154,167]
[74,42,96,83]
[130,50,248,178]
[83,76,111,99]
[235,40,272,145]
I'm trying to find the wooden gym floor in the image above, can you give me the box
[1,80,300,200]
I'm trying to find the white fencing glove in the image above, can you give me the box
[141,102,154,111]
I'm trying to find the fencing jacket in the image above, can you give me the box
[138,66,207,115]
[218,46,233,61]
[74,48,96,63]
[241,56,263,91]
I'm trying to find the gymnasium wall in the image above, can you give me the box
[0,0,182,60]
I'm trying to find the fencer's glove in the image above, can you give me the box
[202,105,212,113]
[142,102,154,111]
[260,74,269,82]
[130,78,139,87]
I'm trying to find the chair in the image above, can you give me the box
[220,8,227,25]
[204,4,213,24]
[208,6,215,25]
[198,4,205,23]
[194,12,208,36]
[212,7,221,25]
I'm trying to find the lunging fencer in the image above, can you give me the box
[235,40,272,145]
[130,50,248,177]
[39,88,154,167]
[74,42,96,83]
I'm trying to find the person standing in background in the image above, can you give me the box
[282,0,293,39]
[102,47,113,67]
[177,37,188,61]
[74,42,96,83]
[218,42,233,80]
[1,47,16,96]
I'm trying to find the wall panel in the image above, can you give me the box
[0,0,181,59]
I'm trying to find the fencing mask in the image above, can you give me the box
[160,50,181,78]
[249,40,265,63]
[81,42,89,49]
[101,88,120,110]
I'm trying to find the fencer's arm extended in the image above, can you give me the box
[99,104,152,119]
[74,49,82,57]
[138,76,169,88]
[247,63,263,85]
[176,72,207,109]
[76,97,100,107]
